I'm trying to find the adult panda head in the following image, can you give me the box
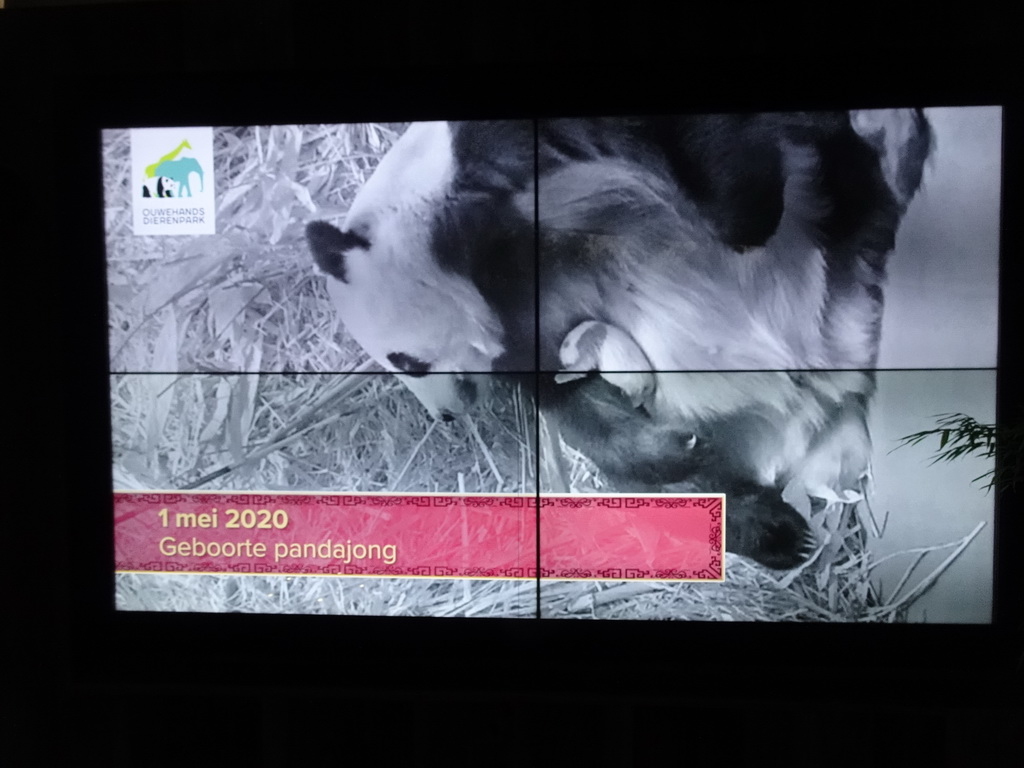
[306,122,531,420]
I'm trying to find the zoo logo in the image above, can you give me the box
[140,140,205,199]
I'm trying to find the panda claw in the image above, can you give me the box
[803,531,818,551]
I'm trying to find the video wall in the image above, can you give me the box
[105,108,1001,622]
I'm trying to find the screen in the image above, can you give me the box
[104,108,1001,622]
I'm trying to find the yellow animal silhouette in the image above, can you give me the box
[145,140,192,179]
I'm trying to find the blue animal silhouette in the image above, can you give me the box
[152,157,204,197]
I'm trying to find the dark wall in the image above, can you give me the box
[3,2,1019,765]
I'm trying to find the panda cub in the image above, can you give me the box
[555,320,657,413]
[551,320,708,491]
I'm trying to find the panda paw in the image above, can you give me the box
[725,488,817,570]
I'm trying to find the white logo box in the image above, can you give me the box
[131,127,216,235]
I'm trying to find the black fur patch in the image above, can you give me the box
[653,115,787,249]
[449,121,536,193]
[896,112,933,202]
[432,122,537,371]
[719,484,816,570]
[305,221,371,284]
[542,375,712,489]
[387,352,431,376]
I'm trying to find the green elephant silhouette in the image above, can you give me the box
[152,157,204,198]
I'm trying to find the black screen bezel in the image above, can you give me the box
[58,58,1021,697]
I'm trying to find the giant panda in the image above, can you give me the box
[141,175,178,198]
[306,112,931,569]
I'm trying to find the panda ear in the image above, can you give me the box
[306,221,371,283]
[849,109,933,209]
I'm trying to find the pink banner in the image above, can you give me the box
[540,495,723,581]
[114,492,535,579]
[114,492,723,581]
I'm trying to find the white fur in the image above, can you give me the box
[324,122,506,418]
[620,147,831,372]
[532,148,838,373]
[392,372,493,419]
[336,123,504,373]
[652,370,873,491]
[532,143,879,496]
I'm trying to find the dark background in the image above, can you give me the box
[3,1,1020,764]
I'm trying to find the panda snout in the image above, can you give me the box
[397,373,487,422]
[434,378,480,422]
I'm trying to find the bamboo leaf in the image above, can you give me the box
[152,305,178,371]
[218,182,255,214]
[288,179,317,213]
[199,378,231,443]
[892,413,1020,493]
